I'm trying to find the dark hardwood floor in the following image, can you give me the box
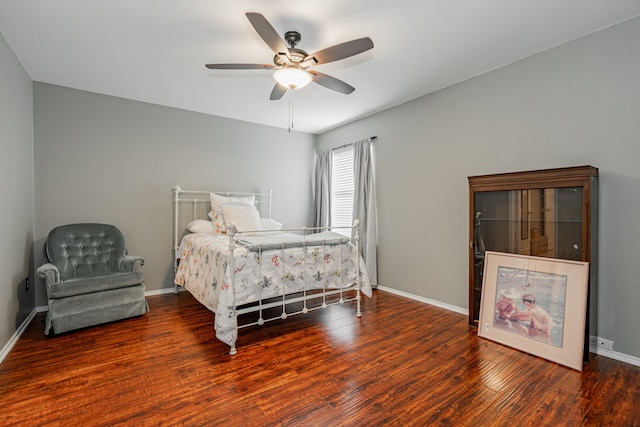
[1,290,639,426]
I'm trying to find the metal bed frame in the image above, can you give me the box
[172,185,363,355]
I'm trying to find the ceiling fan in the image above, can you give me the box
[205,12,374,100]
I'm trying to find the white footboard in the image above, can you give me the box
[172,186,369,355]
[225,222,363,355]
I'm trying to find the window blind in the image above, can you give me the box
[331,146,354,236]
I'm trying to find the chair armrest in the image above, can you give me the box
[122,255,145,272]
[37,263,61,285]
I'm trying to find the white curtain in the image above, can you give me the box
[313,150,332,229]
[353,139,378,287]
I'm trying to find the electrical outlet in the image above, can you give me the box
[597,337,614,351]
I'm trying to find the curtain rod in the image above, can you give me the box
[331,136,377,151]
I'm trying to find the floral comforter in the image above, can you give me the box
[174,232,372,349]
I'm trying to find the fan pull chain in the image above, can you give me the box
[288,89,294,132]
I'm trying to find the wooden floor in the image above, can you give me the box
[1,290,639,426]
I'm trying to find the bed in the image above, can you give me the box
[172,186,372,354]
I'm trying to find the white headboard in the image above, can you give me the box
[172,185,273,262]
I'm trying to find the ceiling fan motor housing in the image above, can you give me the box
[274,31,308,66]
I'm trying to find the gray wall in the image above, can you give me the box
[0,31,35,349]
[317,16,640,358]
[33,83,315,306]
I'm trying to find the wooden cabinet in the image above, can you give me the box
[468,166,598,333]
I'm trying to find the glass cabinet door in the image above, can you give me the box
[474,187,583,259]
[468,166,597,326]
[471,187,584,322]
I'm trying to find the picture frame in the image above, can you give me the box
[478,251,589,371]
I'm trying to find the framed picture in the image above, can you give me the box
[478,251,589,371]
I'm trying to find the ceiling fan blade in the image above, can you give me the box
[302,37,373,66]
[246,12,291,62]
[270,83,288,100]
[309,70,355,95]
[205,63,276,70]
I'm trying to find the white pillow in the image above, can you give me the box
[259,218,283,230]
[187,219,214,233]
[221,204,261,232]
[208,193,257,233]
[210,193,255,210]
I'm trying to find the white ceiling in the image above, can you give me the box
[2,1,640,134]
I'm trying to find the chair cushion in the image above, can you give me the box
[47,272,144,299]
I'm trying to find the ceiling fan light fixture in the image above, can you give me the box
[273,66,312,89]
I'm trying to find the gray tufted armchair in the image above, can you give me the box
[37,223,149,335]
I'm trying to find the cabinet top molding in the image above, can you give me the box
[468,165,598,191]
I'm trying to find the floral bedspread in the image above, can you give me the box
[174,232,372,348]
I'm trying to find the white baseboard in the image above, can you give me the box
[145,286,186,296]
[376,285,468,316]
[0,309,37,365]
[376,285,640,367]
[588,343,640,367]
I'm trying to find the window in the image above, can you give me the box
[331,146,354,236]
